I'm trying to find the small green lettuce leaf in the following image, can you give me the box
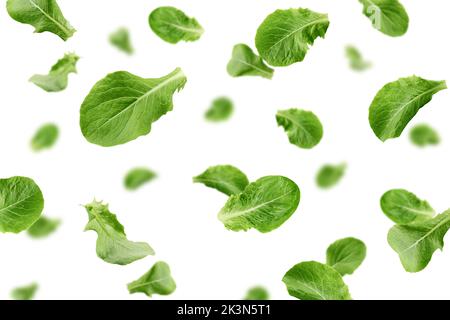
[326,238,367,276]
[83,200,154,265]
[149,6,203,44]
[128,261,176,298]
[388,210,450,272]
[218,176,300,233]
[369,76,447,142]
[80,68,187,147]
[193,165,249,196]
[227,44,274,79]
[316,163,346,189]
[30,53,79,92]
[410,124,440,147]
[0,176,44,234]
[381,189,435,225]
[124,168,157,191]
[276,109,323,149]
[255,8,329,67]
[110,27,134,55]
[7,0,76,41]
[346,46,371,71]
[244,286,269,300]
[11,283,38,300]
[359,0,409,37]
[27,216,60,238]
[205,97,234,122]
[282,261,351,300]
[31,123,59,151]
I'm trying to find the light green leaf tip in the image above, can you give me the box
[83,200,154,265]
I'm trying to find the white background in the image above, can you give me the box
[0,0,449,300]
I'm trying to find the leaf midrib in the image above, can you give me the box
[93,70,185,133]
[267,17,328,53]
[28,0,72,37]
[128,277,171,291]
[381,83,446,139]
[220,189,295,221]
[230,58,272,78]
[399,215,450,254]
[0,194,35,220]
[277,112,316,141]
[160,19,203,35]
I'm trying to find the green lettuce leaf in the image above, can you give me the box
[83,200,154,265]
[409,124,440,147]
[388,210,450,272]
[276,109,323,149]
[30,123,59,151]
[149,6,203,44]
[128,261,176,298]
[326,238,367,276]
[369,76,447,142]
[11,283,38,300]
[124,168,157,191]
[7,0,75,41]
[218,176,300,233]
[316,163,346,189]
[0,176,44,234]
[110,27,134,54]
[381,189,435,225]
[282,261,351,300]
[30,53,79,92]
[359,0,409,37]
[227,44,274,79]
[255,8,329,67]
[27,216,60,238]
[80,68,187,147]
[205,97,234,122]
[193,165,249,196]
